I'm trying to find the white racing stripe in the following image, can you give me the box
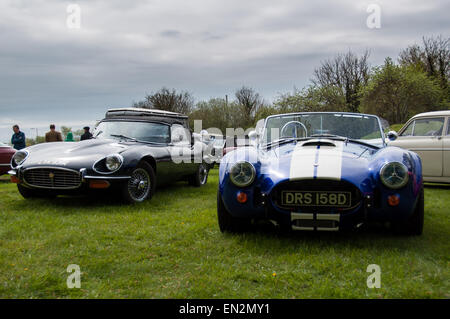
[316,141,344,180]
[289,140,344,180]
[289,144,316,180]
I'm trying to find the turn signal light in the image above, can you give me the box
[387,194,400,206]
[10,176,20,184]
[236,191,248,204]
[89,180,110,189]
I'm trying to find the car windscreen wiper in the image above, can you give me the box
[110,134,167,145]
[311,134,379,149]
[110,134,138,142]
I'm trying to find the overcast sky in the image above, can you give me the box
[0,0,449,142]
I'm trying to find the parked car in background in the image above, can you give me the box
[0,142,16,175]
[201,133,227,169]
[8,108,209,203]
[218,112,424,235]
[388,110,450,184]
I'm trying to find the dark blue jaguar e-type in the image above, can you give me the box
[217,112,424,235]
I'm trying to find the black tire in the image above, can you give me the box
[394,187,424,236]
[121,161,156,204]
[217,190,250,233]
[189,163,208,187]
[17,184,56,199]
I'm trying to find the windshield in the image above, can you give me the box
[94,121,170,144]
[263,113,383,145]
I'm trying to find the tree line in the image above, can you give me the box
[133,35,449,132]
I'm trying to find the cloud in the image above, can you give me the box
[0,0,448,142]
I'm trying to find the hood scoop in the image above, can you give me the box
[302,140,336,147]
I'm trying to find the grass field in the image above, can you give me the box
[0,169,449,299]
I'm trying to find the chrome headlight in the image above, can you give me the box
[380,162,409,189]
[11,150,29,167]
[229,161,256,187]
[105,154,123,172]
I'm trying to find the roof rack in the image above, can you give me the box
[106,107,188,119]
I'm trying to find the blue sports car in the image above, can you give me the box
[217,112,424,235]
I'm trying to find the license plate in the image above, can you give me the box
[281,191,351,207]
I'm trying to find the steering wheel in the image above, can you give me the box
[280,121,308,138]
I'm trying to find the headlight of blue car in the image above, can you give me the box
[105,154,123,172]
[380,162,409,189]
[11,150,29,167]
[229,161,256,187]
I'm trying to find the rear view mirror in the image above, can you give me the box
[387,131,398,141]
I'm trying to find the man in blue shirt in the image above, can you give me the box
[11,125,26,150]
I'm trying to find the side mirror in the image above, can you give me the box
[248,130,259,140]
[248,130,259,147]
[387,131,398,141]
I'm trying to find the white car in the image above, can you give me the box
[388,110,450,183]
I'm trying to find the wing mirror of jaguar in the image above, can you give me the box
[387,131,398,141]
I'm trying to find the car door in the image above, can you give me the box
[169,124,195,177]
[443,117,450,178]
[391,116,445,177]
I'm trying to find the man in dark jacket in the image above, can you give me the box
[11,125,26,150]
[80,126,93,141]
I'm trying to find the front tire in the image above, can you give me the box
[121,162,155,204]
[217,190,250,233]
[394,186,424,236]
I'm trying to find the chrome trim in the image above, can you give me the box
[0,163,11,166]
[409,148,448,151]
[291,212,340,231]
[317,227,339,232]
[291,212,313,220]
[291,213,314,231]
[22,166,82,190]
[92,154,124,175]
[10,150,29,168]
[84,175,130,180]
[316,214,340,222]
[8,170,16,176]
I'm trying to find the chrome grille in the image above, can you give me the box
[24,168,81,189]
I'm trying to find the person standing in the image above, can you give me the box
[65,131,74,142]
[11,125,26,150]
[45,124,63,142]
[80,126,93,141]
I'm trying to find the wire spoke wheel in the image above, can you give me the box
[199,164,208,185]
[127,168,151,202]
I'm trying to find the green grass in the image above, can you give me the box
[0,170,449,299]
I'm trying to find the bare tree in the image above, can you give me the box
[133,87,194,114]
[235,86,264,126]
[312,50,371,112]
[399,35,450,92]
